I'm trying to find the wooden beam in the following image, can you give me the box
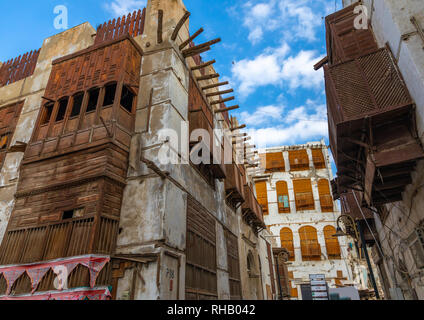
[210,96,234,105]
[179,28,204,50]
[201,81,229,91]
[157,10,163,44]
[171,11,191,41]
[231,124,246,131]
[314,56,328,70]
[184,46,211,58]
[205,89,234,97]
[182,38,221,56]
[214,105,239,113]
[191,60,216,71]
[196,73,219,81]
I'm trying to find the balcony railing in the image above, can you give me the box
[0,216,119,266]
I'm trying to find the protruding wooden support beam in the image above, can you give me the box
[196,73,219,81]
[157,10,163,44]
[191,60,216,71]
[184,46,211,58]
[179,28,204,50]
[210,96,234,105]
[171,11,191,41]
[215,105,239,113]
[182,38,221,56]
[206,89,234,97]
[231,124,246,131]
[232,133,247,138]
[202,81,229,91]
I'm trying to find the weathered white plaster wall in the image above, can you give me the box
[254,141,355,299]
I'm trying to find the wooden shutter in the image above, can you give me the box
[255,181,269,215]
[318,179,333,212]
[289,149,309,171]
[299,226,321,261]
[325,3,378,65]
[292,179,314,211]
[225,230,241,300]
[276,181,290,213]
[311,149,325,169]
[324,225,341,259]
[265,152,285,172]
[186,196,218,300]
[280,228,294,261]
[266,242,276,296]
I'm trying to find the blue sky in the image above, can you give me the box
[0,0,342,157]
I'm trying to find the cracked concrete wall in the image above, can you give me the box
[114,0,241,300]
[342,0,424,300]
[255,142,354,298]
[0,23,95,243]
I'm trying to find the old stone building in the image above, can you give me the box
[0,0,277,300]
[250,141,358,299]
[319,0,424,300]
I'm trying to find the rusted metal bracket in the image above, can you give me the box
[157,10,163,44]
[171,11,190,41]
[143,88,154,134]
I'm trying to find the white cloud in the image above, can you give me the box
[239,105,284,126]
[241,0,328,44]
[244,102,328,148]
[104,0,147,17]
[231,43,323,97]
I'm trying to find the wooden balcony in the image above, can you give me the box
[325,48,424,206]
[188,76,226,180]
[25,36,142,163]
[241,184,265,230]
[326,242,341,259]
[300,243,321,261]
[224,163,245,206]
[295,192,315,211]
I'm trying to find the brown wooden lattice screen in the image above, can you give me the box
[95,9,146,45]
[0,49,40,87]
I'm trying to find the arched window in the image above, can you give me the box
[276,181,290,213]
[293,179,314,211]
[324,225,341,259]
[299,226,321,261]
[280,228,294,261]
[255,181,268,215]
[318,179,333,212]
